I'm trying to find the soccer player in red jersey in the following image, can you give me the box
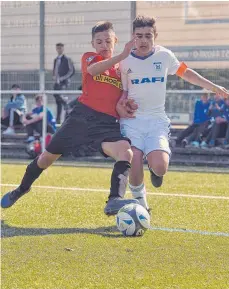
[1,21,139,216]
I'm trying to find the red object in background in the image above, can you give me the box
[33,134,53,154]
[45,133,52,147]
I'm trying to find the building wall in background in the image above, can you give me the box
[137,1,229,69]
[1,1,132,71]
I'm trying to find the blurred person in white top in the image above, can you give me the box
[117,15,229,211]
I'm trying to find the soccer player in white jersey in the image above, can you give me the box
[117,15,229,210]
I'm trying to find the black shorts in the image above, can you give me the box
[46,100,130,157]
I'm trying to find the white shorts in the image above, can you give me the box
[120,116,171,156]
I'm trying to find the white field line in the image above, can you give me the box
[1,183,229,200]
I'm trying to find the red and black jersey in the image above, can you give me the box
[78,52,122,118]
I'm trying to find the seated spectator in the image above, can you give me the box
[23,94,56,143]
[176,92,210,147]
[1,84,27,135]
[201,96,229,149]
[200,95,225,148]
[222,97,229,149]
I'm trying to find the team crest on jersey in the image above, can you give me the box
[86,56,95,62]
[153,62,162,71]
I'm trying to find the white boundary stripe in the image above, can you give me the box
[1,184,229,200]
[149,227,229,237]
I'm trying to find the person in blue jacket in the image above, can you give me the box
[176,92,210,147]
[1,84,27,135]
[202,96,229,148]
[23,94,56,143]
[200,95,225,148]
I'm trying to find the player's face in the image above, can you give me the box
[133,27,157,56]
[92,30,117,59]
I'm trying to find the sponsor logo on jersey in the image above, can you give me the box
[93,74,122,89]
[86,56,95,62]
[131,77,164,84]
[153,62,162,71]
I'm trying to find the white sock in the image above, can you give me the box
[129,183,149,210]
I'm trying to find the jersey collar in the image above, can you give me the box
[131,48,155,60]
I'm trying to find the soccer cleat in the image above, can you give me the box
[104,197,139,216]
[1,187,30,208]
[149,169,163,188]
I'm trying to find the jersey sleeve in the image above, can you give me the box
[119,61,128,91]
[81,52,103,75]
[167,51,181,75]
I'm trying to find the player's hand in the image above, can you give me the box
[212,85,229,98]
[121,37,137,60]
[116,98,138,118]
[126,98,138,111]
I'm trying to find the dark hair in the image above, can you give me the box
[56,43,64,47]
[133,15,157,33]
[92,21,114,38]
[11,84,20,89]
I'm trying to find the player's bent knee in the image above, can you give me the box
[37,151,61,169]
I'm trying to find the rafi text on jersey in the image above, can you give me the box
[131,77,165,84]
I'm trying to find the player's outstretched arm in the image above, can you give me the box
[87,37,137,76]
[180,68,229,98]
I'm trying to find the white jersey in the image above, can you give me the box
[119,45,181,118]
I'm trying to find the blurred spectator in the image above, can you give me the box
[200,95,225,148]
[65,84,82,117]
[201,97,229,148]
[53,43,75,124]
[23,94,56,143]
[1,84,27,135]
[222,97,229,149]
[176,92,210,147]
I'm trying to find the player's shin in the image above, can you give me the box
[19,156,44,192]
[109,161,131,199]
[129,183,149,210]
[104,160,139,216]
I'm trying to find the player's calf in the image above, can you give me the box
[149,167,164,188]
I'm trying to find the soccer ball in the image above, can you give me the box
[116,203,151,237]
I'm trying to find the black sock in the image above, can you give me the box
[109,161,131,199]
[19,157,44,192]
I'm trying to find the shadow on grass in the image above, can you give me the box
[1,220,123,238]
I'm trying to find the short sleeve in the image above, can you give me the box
[81,52,103,75]
[167,51,181,75]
